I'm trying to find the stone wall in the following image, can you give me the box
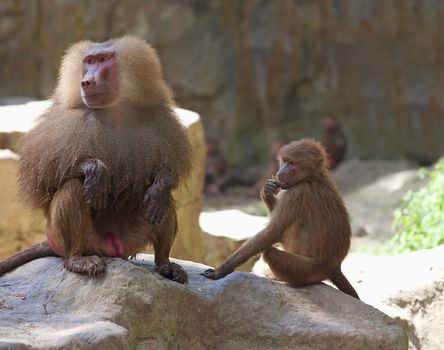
[1,1,444,165]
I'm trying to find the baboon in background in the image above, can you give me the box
[203,139,359,299]
[0,36,192,283]
[322,116,347,169]
[205,139,228,194]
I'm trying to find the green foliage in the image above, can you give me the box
[390,158,444,253]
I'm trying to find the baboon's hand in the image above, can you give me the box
[201,268,230,280]
[142,179,170,225]
[261,178,280,199]
[81,159,111,210]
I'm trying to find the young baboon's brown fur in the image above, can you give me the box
[203,139,359,299]
[0,36,192,283]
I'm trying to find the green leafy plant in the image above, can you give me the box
[389,158,444,253]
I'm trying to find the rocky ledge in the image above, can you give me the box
[0,255,407,350]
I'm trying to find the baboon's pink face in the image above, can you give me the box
[81,48,119,108]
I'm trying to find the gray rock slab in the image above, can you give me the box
[0,255,407,350]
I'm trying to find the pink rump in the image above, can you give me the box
[103,234,125,258]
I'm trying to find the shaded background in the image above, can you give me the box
[1,0,444,167]
[0,4,443,347]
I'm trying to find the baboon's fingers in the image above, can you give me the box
[263,180,279,194]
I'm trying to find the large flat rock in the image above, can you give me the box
[0,255,407,349]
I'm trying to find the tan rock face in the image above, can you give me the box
[0,102,206,263]
[0,255,408,349]
[0,151,46,260]
[170,108,206,261]
[200,209,269,271]
[1,2,444,165]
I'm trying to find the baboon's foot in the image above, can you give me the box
[64,255,105,277]
[156,262,188,284]
[201,267,229,280]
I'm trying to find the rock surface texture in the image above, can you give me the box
[1,1,444,164]
[0,101,206,262]
[343,246,444,350]
[0,255,407,350]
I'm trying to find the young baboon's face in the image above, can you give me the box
[277,139,327,187]
[276,156,298,189]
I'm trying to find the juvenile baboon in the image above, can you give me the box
[0,36,192,283]
[203,139,359,299]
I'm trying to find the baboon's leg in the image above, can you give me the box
[153,213,188,284]
[48,179,105,277]
[263,247,324,286]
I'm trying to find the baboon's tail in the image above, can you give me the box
[0,241,58,276]
[330,267,360,300]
